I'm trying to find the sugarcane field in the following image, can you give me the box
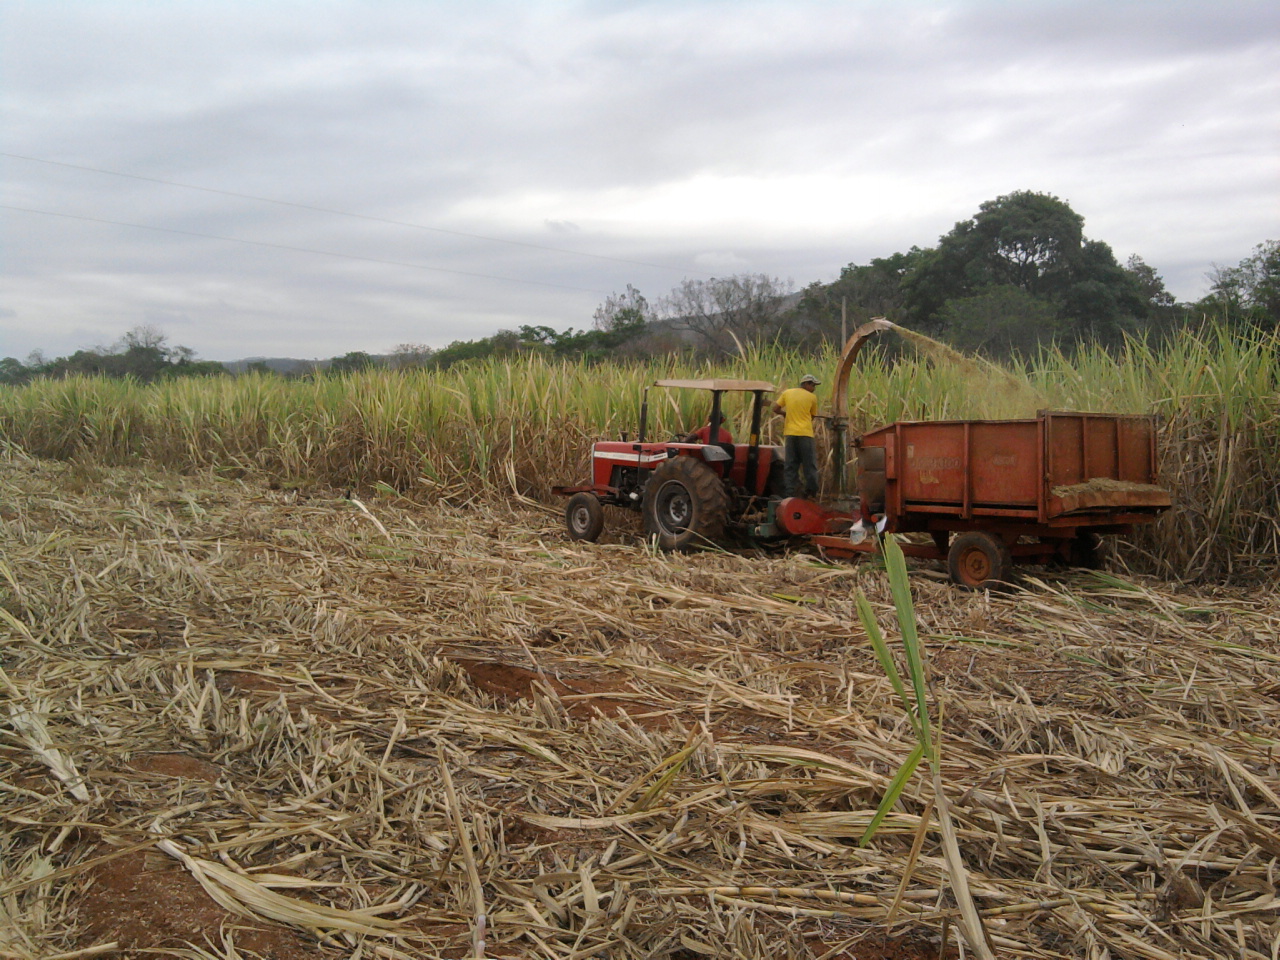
[2,329,1279,960]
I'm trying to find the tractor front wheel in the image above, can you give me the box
[565,493,605,542]
[947,531,1013,589]
[642,456,728,552]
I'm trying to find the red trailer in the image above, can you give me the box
[793,411,1171,588]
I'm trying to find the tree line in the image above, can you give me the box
[793,191,1276,357]
[3,191,1276,384]
[0,326,226,386]
[403,191,1279,365]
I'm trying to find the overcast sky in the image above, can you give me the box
[2,1,1276,362]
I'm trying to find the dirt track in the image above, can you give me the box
[1,452,1278,959]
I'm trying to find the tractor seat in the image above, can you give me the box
[689,423,734,444]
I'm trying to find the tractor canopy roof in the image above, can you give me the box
[654,378,777,393]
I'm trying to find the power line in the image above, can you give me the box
[0,151,683,274]
[0,203,607,294]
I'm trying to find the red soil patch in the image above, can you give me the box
[821,936,949,959]
[217,670,286,694]
[126,753,222,783]
[456,659,662,724]
[77,849,322,959]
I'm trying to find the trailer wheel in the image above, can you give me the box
[565,493,605,542]
[948,532,1013,589]
[642,456,727,551]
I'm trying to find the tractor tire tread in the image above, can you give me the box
[565,492,605,542]
[642,456,728,551]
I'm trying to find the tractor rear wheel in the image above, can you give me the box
[947,531,1013,589]
[565,493,605,542]
[642,456,728,551]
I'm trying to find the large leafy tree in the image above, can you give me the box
[940,285,1063,357]
[327,351,378,374]
[1204,240,1280,330]
[593,284,654,336]
[901,191,1149,351]
[1060,239,1151,347]
[794,249,925,345]
[1123,254,1176,312]
[1121,254,1182,338]
[900,192,1080,327]
[963,191,1083,293]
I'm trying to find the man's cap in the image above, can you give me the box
[800,373,821,385]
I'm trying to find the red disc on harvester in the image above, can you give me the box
[775,497,829,536]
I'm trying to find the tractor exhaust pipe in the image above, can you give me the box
[830,317,895,498]
[637,387,650,445]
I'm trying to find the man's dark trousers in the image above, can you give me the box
[784,435,819,498]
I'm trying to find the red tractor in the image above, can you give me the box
[552,378,786,550]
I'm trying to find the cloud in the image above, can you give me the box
[543,219,581,235]
[693,251,750,274]
[1,1,1276,359]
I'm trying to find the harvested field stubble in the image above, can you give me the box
[2,450,1279,958]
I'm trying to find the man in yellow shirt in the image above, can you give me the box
[773,374,821,498]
